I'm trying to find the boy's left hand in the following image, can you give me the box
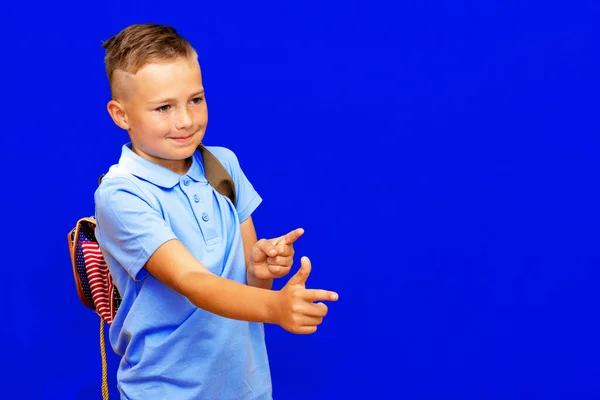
[249,228,304,280]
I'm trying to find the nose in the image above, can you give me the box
[175,107,193,130]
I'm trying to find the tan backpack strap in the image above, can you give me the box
[100,318,110,400]
[198,145,237,207]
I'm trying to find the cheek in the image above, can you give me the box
[141,114,173,134]
[194,106,208,125]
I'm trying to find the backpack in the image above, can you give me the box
[67,145,237,400]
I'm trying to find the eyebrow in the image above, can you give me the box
[148,89,205,105]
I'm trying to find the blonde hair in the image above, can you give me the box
[102,23,197,95]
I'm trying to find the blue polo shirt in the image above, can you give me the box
[94,143,272,400]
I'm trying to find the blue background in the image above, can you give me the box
[2,1,600,399]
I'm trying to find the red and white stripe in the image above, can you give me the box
[81,242,113,324]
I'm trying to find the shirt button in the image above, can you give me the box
[202,213,209,222]
[193,194,200,203]
[183,179,190,186]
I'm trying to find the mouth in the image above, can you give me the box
[169,134,195,144]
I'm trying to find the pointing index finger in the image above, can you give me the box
[283,228,304,245]
[304,289,339,302]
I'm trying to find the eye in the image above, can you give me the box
[190,97,204,105]
[156,105,171,113]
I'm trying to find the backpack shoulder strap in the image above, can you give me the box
[198,144,237,207]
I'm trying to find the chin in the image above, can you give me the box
[171,147,199,160]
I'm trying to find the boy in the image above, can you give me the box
[94,23,338,400]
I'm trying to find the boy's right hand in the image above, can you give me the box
[273,256,339,334]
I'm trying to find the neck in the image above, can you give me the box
[131,145,193,175]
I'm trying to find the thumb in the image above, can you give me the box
[286,256,311,286]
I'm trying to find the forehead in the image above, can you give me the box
[118,57,203,102]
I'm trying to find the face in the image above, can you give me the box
[107,56,208,174]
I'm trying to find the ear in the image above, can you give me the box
[107,100,130,130]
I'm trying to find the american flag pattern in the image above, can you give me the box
[74,220,121,324]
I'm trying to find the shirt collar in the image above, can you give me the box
[118,143,207,188]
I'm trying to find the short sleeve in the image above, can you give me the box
[94,176,178,281]
[207,146,262,222]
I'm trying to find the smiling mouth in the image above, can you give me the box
[170,134,194,143]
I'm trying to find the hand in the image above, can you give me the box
[273,256,339,334]
[249,228,304,280]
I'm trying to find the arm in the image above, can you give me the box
[216,147,291,288]
[146,238,278,323]
[147,240,337,333]
[240,217,273,290]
